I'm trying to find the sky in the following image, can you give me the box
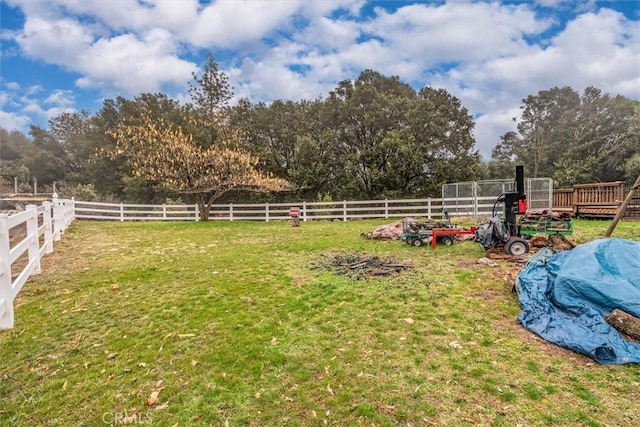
[0,0,638,160]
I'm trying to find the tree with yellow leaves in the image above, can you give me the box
[108,55,289,219]
[110,116,289,220]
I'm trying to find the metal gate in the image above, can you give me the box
[442,178,553,221]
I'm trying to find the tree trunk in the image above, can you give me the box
[605,309,640,342]
[194,194,209,221]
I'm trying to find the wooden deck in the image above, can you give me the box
[553,181,638,219]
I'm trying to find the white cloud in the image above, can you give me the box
[8,0,159,31]
[300,0,366,17]
[421,7,640,158]
[2,0,638,160]
[44,89,75,108]
[5,82,21,91]
[231,56,332,102]
[0,109,32,131]
[11,2,197,96]
[0,85,76,132]
[185,0,365,49]
[25,85,43,95]
[17,16,94,64]
[474,108,521,157]
[294,16,361,51]
[362,2,550,66]
[0,89,31,131]
[535,0,598,14]
[187,1,303,48]
[74,29,197,94]
[20,94,74,122]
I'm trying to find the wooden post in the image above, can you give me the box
[604,175,640,238]
[52,195,61,241]
[64,197,76,230]
[0,213,13,328]
[472,181,478,223]
[43,201,53,254]
[25,205,41,275]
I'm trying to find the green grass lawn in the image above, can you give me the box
[1,218,639,426]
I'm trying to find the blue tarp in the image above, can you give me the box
[516,238,640,364]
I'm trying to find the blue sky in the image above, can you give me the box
[1,0,638,159]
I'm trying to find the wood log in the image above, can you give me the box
[530,236,549,248]
[605,309,640,342]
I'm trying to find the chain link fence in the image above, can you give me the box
[0,177,14,196]
[442,178,553,221]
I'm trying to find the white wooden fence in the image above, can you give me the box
[72,196,510,222]
[0,197,74,329]
[73,198,450,221]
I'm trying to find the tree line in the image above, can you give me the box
[488,86,639,187]
[1,55,638,212]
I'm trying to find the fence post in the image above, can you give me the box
[162,204,167,220]
[265,203,269,222]
[0,213,13,328]
[343,201,347,221]
[62,199,72,232]
[25,205,41,275]
[384,199,389,219]
[427,198,432,219]
[194,204,199,221]
[120,203,124,222]
[473,182,478,223]
[302,202,307,222]
[70,197,75,222]
[229,203,233,221]
[51,194,60,241]
[43,201,53,254]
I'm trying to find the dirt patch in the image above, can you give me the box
[312,253,412,279]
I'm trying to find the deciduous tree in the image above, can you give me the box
[109,117,289,220]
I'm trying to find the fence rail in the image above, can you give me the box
[74,201,199,221]
[72,196,541,222]
[0,198,74,329]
